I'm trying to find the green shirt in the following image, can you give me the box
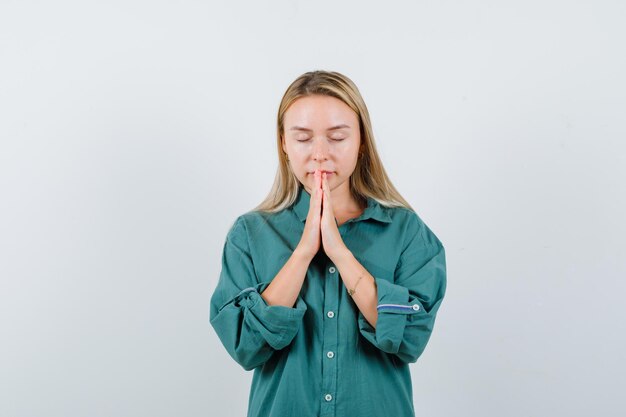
[209,185,447,417]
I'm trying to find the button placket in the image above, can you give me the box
[321,262,339,415]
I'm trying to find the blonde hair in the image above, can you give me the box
[251,70,414,214]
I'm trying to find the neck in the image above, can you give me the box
[329,182,364,213]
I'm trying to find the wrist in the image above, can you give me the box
[331,246,352,265]
[293,246,315,263]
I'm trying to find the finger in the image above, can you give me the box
[315,170,321,197]
[309,171,320,214]
[317,169,322,191]
[323,172,330,200]
[316,170,323,210]
[321,173,328,212]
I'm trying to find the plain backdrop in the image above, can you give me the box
[1,1,625,416]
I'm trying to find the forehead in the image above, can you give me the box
[284,95,357,128]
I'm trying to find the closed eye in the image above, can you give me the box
[296,137,346,142]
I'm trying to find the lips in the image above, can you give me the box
[309,170,334,175]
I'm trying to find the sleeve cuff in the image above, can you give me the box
[357,277,424,354]
[229,282,308,350]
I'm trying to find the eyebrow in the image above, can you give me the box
[288,124,351,132]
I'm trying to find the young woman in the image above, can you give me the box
[210,70,447,417]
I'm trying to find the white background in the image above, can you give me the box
[1,1,625,416]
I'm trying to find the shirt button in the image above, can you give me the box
[328,266,336,273]
[325,394,333,401]
[327,311,334,318]
[412,304,420,311]
[327,351,334,358]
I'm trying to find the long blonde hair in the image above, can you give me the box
[252,70,414,214]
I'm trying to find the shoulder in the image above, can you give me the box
[225,210,280,241]
[385,205,421,232]
[386,206,444,249]
[223,214,249,249]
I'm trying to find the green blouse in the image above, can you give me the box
[210,186,447,417]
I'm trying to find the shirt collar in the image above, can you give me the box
[291,186,392,224]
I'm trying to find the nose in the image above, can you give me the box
[312,138,329,162]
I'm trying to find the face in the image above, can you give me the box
[281,94,361,195]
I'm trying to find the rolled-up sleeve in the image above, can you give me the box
[358,214,446,364]
[209,217,308,371]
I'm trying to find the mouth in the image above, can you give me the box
[309,170,334,175]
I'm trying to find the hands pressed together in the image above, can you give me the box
[297,169,349,262]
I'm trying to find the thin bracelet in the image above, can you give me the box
[347,275,363,296]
